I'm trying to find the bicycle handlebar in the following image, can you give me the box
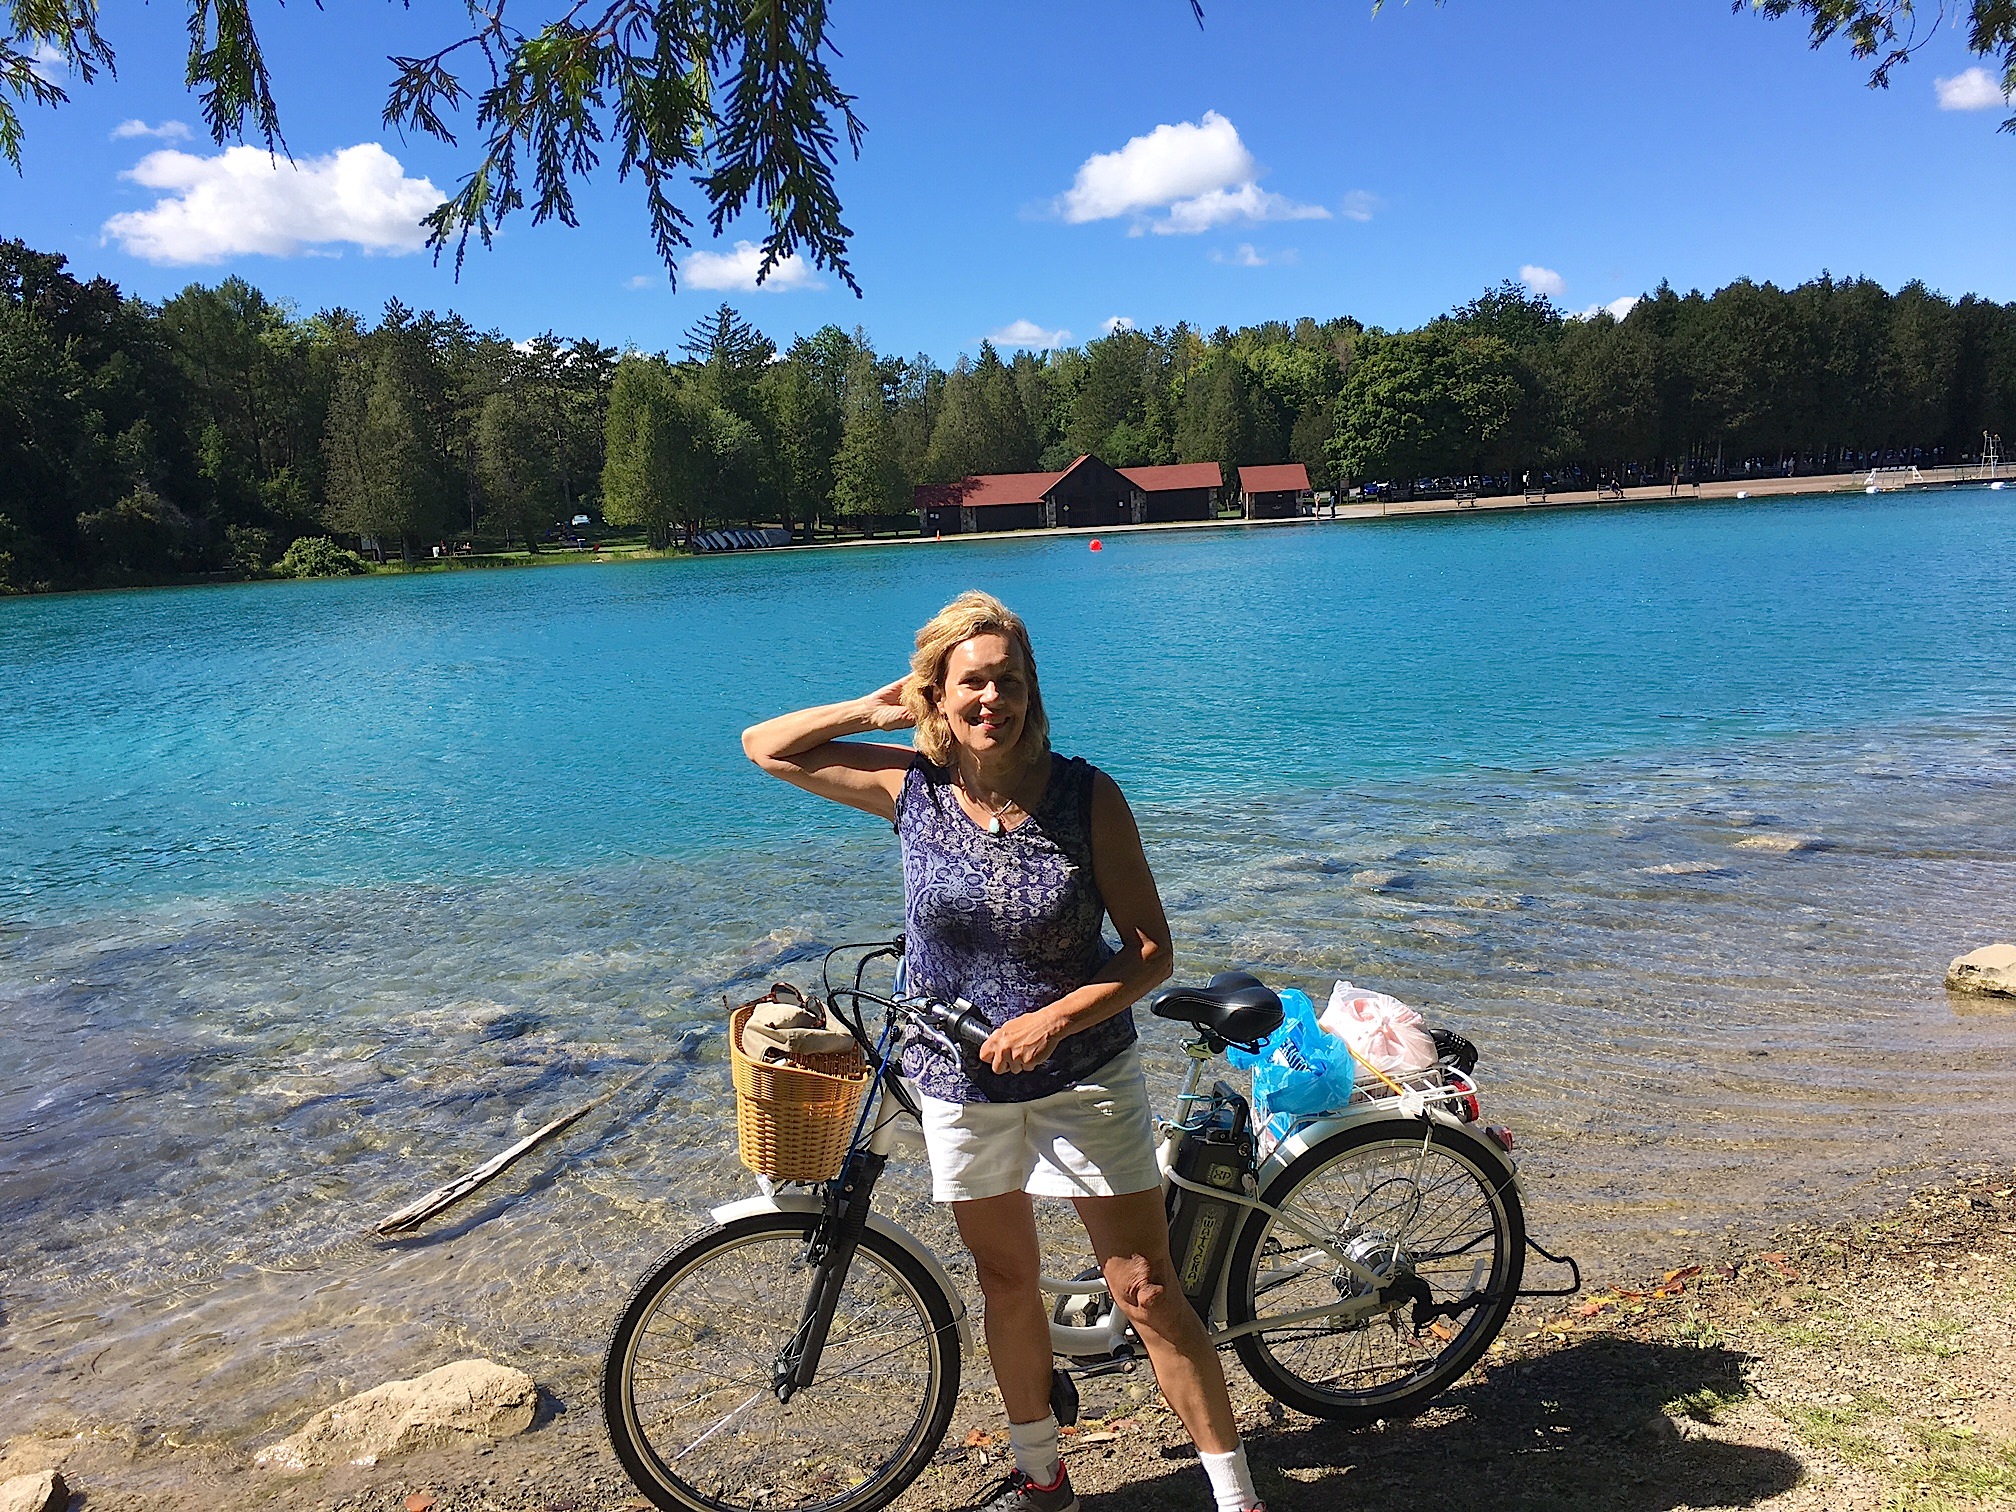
[920,997,993,1053]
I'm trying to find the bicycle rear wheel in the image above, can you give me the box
[1225,1121,1523,1423]
[604,1211,961,1512]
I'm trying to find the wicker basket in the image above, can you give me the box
[729,1003,870,1181]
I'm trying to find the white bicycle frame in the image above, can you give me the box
[712,1032,1516,1364]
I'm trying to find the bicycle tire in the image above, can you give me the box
[1225,1120,1524,1423]
[603,1211,961,1512]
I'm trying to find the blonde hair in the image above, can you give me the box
[903,590,1050,768]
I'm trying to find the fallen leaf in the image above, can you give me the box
[1760,1252,1788,1263]
[1428,1321,1457,1343]
[1075,1432,1118,1445]
[406,1496,436,1512]
[963,1429,994,1448]
[1662,1265,1703,1286]
[1058,1424,1079,1437]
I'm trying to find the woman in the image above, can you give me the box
[742,591,1263,1512]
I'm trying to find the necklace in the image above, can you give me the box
[961,777,1020,835]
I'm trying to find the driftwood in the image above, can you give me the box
[373,1071,646,1236]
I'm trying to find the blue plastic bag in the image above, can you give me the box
[1225,988,1355,1124]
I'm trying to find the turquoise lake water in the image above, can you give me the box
[3,487,2014,1443]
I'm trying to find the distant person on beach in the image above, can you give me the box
[742,590,1263,1512]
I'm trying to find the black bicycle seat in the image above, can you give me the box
[1148,970,1284,1046]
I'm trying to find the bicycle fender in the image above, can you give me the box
[1256,1110,1516,1193]
[708,1192,976,1358]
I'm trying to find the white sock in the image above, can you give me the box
[1200,1444,1259,1512]
[1008,1413,1063,1486]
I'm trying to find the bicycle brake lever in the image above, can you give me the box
[905,1022,960,1063]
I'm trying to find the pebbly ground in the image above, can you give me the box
[4,1167,2014,1512]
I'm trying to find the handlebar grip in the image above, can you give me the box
[936,1000,994,1053]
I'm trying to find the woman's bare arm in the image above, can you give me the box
[979,770,1175,1073]
[741,679,915,821]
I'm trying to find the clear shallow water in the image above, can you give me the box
[2,488,2014,1446]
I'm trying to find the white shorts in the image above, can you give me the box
[913,1044,1161,1203]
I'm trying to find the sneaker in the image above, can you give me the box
[976,1466,1080,1512]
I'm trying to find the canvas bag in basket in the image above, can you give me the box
[727,984,869,1182]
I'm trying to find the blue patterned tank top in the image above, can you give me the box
[896,752,1135,1103]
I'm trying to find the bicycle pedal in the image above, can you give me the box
[1049,1368,1080,1427]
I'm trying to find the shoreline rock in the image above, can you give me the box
[254,1358,540,1472]
[0,1470,67,1512]
[1947,942,2016,997]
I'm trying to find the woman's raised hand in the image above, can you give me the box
[861,677,917,732]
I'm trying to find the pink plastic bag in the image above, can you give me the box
[1320,981,1437,1075]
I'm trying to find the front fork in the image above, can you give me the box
[774,1146,889,1401]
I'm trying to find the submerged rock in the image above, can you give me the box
[1734,834,1828,854]
[254,1359,539,1471]
[1350,869,1413,891]
[1946,943,2016,998]
[0,1470,68,1512]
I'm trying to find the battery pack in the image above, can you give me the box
[1164,1081,1255,1313]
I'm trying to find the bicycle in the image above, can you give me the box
[603,941,1579,1512]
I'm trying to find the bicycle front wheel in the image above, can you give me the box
[1225,1121,1524,1423]
[603,1211,962,1512]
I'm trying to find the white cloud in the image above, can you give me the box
[1150,182,1329,235]
[684,239,823,293]
[1936,66,2011,110]
[624,274,655,290]
[987,319,1072,350]
[111,119,192,142]
[103,143,441,263]
[1101,315,1136,335]
[1057,110,1328,235]
[1574,295,1641,322]
[1213,243,1270,267]
[30,41,67,82]
[1340,189,1380,223]
[1519,264,1567,299]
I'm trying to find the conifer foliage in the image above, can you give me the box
[3,238,2015,592]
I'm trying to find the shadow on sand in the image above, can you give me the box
[1076,1337,1800,1512]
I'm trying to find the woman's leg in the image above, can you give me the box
[1072,1188,1238,1454]
[951,1189,1055,1424]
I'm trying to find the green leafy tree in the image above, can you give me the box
[274,536,372,578]
[1331,327,1533,486]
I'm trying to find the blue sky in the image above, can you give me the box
[9,0,2014,359]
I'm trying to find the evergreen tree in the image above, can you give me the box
[760,355,841,534]
[321,333,449,561]
[475,389,558,548]
[601,355,707,548]
[832,349,907,527]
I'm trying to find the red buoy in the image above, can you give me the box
[1089,539,1103,552]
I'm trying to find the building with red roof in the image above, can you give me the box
[1237,463,1313,519]
[915,457,1224,535]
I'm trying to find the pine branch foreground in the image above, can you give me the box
[3,1,2013,292]
[3,0,865,292]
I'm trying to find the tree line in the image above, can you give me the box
[4,234,2013,592]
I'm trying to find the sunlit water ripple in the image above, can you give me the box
[2,487,2013,1445]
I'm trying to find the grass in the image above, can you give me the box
[1663,1379,1749,1424]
